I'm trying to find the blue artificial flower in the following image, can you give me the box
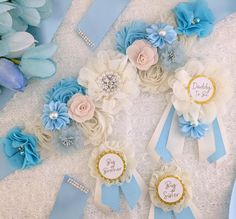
[55,125,83,153]
[146,23,177,49]
[158,41,186,72]
[1,127,41,169]
[178,116,209,139]
[45,77,86,104]
[116,21,148,54]
[173,0,215,38]
[19,43,57,79]
[42,101,70,131]
[0,58,27,91]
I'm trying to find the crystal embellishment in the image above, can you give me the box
[96,72,121,96]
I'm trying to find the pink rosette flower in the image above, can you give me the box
[67,93,95,123]
[126,40,158,71]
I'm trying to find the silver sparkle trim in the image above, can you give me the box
[77,29,95,48]
[96,71,121,96]
[67,178,89,193]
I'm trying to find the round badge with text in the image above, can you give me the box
[188,75,216,104]
[96,150,127,183]
[156,176,185,205]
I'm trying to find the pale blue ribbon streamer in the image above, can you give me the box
[207,0,236,22]
[0,140,17,180]
[0,87,16,110]
[207,118,226,163]
[155,107,226,163]
[76,0,130,50]
[50,175,89,219]
[154,207,195,219]
[101,175,141,211]
[229,179,236,219]
[155,106,175,162]
[28,0,73,44]
[0,1,72,110]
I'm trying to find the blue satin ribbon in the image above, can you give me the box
[0,140,17,180]
[50,175,89,219]
[207,119,226,163]
[76,0,130,50]
[229,179,236,219]
[154,207,195,219]
[0,87,16,110]
[101,175,141,211]
[28,0,73,44]
[155,106,175,162]
[207,0,236,22]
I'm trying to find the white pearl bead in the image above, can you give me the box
[159,30,166,37]
[49,111,58,120]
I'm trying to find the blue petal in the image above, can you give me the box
[19,59,56,79]
[14,0,46,8]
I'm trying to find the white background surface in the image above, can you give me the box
[0,0,236,218]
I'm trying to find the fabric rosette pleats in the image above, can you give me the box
[148,59,232,164]
[148,164,200,219]
[89,142,147,211]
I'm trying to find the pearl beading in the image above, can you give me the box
[67,178,89,194]
[77,29,95,48]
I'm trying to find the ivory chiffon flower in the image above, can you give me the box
[138,64,168,93]
[169,59,233,125]
[67,93,95,123]
[78,50,140,114]
[79,109,113,146]
[126,40,158,71]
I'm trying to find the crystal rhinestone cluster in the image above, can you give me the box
[61,136,74,147]
[96,72,121,96]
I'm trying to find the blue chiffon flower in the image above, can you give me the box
[116,21,148,54]
[42,101,70,131]
[159,41,186,72]
[146,23,177,49]
[2,127,41,169]
[178,116,209,139]
[45,77,86,104]
[173,0,215,37]
[55,125,83,153]
[0,58,27,91]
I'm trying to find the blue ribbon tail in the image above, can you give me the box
[207,118,226,163]
[154,207,173,219]
[0,87,16,110]
[155,106,175,162]
[120,176,141,209]
[76,0,130,50]
[0,142,17,180]
[229,179,236,219]
[101,184,120,211]
[207,0,236,22]
[28,0,73,44]
[174,207,195,219]
[49,175,89,219]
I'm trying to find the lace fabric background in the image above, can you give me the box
[0,0,236,218]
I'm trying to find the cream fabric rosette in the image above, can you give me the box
[79,109,113,147]
[138,64,169,93]
[149,164,192,213]
[78,50,140,114]
[169,59,233,125]
[88,141,136,185]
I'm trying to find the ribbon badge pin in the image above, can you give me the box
[89,141,147,211]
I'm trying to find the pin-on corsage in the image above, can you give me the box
[148,164,199,219]
[148,59,232,163]
[89,141,147,211]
